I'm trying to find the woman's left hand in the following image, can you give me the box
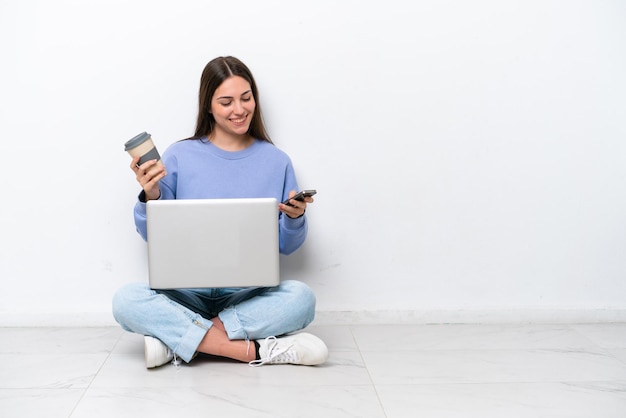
[279,190,314,219]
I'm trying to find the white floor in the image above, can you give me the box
[1,323,626,417]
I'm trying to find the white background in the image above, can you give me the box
[1,0,625,325]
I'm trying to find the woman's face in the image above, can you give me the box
[211,76,256,139]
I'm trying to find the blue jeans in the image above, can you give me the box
[112,280,316,362]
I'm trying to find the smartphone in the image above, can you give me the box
[282,189,317,206]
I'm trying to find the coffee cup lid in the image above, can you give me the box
[124,132,152,151]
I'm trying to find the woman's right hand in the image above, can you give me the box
[130,156,167,201]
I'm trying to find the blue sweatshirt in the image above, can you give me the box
[133,138,307,255]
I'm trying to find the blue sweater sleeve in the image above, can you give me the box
[133,199,149,241]
[279,212,308,255]
[277,156,308,254]
[132,154,177,241]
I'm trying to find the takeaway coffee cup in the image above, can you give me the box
[124,132,164,168]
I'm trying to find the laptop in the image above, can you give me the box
[146,198,280,289]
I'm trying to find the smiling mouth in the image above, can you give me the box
[231,116,247,124]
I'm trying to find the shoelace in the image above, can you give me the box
[172,353,181,369]
[249,336,298,367]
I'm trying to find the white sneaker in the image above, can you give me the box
[250,333,328,367]
[144,336,174,369]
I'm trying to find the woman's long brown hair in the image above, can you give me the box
[192,56,272,144]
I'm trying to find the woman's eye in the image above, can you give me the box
[219,101,232,106]
[242,96,251,102]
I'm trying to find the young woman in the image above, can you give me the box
[112,56,328,368]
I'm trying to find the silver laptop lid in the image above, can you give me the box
[146,198,279,289]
